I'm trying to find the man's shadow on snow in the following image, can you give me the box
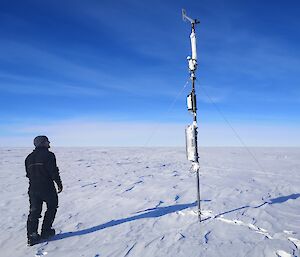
[49,201,207,242]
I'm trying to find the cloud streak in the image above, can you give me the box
[1,118,299,147]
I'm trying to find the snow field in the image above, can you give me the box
[0,147,299,256]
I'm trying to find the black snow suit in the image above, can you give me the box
[25,147,62,236]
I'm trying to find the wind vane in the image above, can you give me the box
[182,9,202,221]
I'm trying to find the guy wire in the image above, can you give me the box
[143,79,190,147]
[199,82,267,174]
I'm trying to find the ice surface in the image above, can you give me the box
[0,147,299,257]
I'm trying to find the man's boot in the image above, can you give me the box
[41,228,55,239]
[27,232,41,246]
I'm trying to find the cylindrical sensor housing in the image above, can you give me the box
[190,31,197,60]
[187,91,197,112]
[185,124,197,162]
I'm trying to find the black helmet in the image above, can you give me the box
[33,135,50,147]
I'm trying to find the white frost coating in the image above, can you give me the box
[190,31,197,60]
[188,58,197,71]
[191,162,200,172]
[187,94,193,110]
[276,250,293,257]
[185,125,197,161]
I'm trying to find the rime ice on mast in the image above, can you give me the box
[182,9,202,221]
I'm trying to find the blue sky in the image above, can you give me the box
[0,0,299,146]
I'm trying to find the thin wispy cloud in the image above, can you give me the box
[0,39,185,99]
[0,1,299,146]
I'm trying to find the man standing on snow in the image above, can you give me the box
[25,136,63,246]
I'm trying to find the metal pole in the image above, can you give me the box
[196,169,201,221]
[183,10,201,222]
[191,75,201,222]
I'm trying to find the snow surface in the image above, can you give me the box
[0,147,300,257]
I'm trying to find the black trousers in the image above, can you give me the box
[27,187,58,236]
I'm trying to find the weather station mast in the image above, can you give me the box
[182,9,202,222]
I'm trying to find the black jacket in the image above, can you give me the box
[25,147,62,191]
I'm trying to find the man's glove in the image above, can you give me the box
[57,184,63,193]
